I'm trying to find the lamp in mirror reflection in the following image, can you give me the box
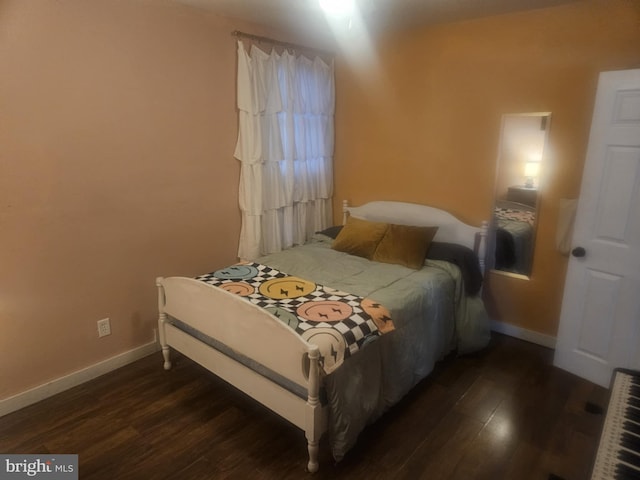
[524,160,540,188]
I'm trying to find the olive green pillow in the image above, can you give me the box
[372,224,439,269]
[331,216,389,259]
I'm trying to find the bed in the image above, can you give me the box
[493,199,536,274]
[156,200,490,472]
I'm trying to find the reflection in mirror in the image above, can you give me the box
[491,112,551,278]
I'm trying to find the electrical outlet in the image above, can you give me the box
[97,318,111,337]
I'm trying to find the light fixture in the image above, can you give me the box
[524,161,540,188]
[319,0,355,18]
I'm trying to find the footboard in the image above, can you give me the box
[156,276,326,472]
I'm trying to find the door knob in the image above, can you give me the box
[571,247,586,258]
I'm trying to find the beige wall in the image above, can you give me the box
[334,0,640,336]
[0,0,285,400]
[3,0,639,402]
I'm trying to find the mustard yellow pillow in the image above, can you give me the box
[372,224,439,269]
[331,216,389,259]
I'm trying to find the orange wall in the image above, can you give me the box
[334,0,640,336]
[2,0,638,402]
[0,0,287,400]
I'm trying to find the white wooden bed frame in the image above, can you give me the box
[156,201,488,472]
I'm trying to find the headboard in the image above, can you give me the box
[342,200,488,272]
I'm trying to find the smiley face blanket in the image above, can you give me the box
[195,262,394,374]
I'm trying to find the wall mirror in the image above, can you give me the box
[491,112,551,279]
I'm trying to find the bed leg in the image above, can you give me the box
[158,311,172,370]
[161,344,172,371]
[307,440,319,473]
[305,345,322,473]
[156,277,172,370]
[159,311,172,370]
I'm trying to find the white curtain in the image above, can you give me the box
[234,40,334,260]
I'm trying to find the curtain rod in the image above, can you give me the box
[231,30,333,57]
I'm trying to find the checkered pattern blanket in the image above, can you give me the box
[195,263,394,374]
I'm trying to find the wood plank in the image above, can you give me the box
[0,334,607,479]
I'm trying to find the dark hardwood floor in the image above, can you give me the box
[0,333,607,480]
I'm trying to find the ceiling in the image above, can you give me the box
[173,0,581,43]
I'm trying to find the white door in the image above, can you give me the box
[553,68,640,388]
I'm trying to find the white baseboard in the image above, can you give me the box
[1,323,553,417]
[0,339,160,418]
[490,319,557,349]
